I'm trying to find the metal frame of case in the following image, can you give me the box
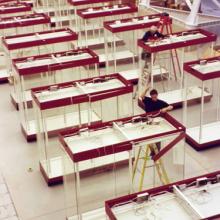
[184,56,220,150]
[60,112,185,219]
[31,73,133,185]
[106,170,220,220]
[12,48,100,141]
[103,13,171,83]
[2,28,78,109]
[76,3,138,50]
[137,29,217,109]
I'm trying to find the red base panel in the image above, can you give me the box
[186,134,220,151]
[0,76,8,84]
[40,158,131,186]
[21,124,36,142]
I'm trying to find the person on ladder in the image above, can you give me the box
[139,86,173,155]
[141,25,165,86]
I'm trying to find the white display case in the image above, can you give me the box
[12,48,100,140]
[32,73,133,185]
[67,0,120,39]
[61,112,185,219]
[76,3,138,50]
[0,2,32,17]
[0,13,50,37]
[103,13,171,82]
[33,0,71,27]
[2,28,78,90]
[137,29,216,109]
[106,171,220,220]
[184,56,220,150]
[0,13,51,83]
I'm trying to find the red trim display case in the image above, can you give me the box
[0,2,32,17]
[31,73,133,185]
[11,48,100,141]
[137,29,216,110]
[2,28,78,92]
[76,3,138,49]
[0,13,50,36]
[67,0,120,35]
[0,13,50,83]
[60,112,185,218]
[103,13,171,84]
[33,0,73,28]
[105,170,220,220]
[184,56,220,151]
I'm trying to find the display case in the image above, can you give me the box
[12,48,99,140]
[61,112,185,219]
[184,56,220,150]
[76,3,138,49]
[137,29,216,109]
[106,170,220,220]
[32,73,133,185]
[67,0,119,36]
[2,28,78,86]
[0,13,50,82]
[103,13,171,83]
[0,2,32,17]
[33,0,71,28]
[0,13,50,36]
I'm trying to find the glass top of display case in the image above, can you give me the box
[31,74,133,109]
[2,28,78,50]
[184,56,220,81]
[0,13,50,29]
[138,29,216,53]
[76,4,138,19]
[0,2,31,14]
[106,171,220,220]
[60,113,184,162]
[104,14,168,33]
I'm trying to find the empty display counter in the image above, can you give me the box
[106,171,220,220]
[103,13,171,83]
[2,28,78,84]
[67,0,119,36]
[32,73,133,185]
[61,112,185,219]
[184,56,220,150]
[12,48,99,140]
[0,2,32,17]
[0,13,51,82]
[0,13,50,36]
[137,29,216,109]
[76,3,138,49]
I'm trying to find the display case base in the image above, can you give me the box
[21,110,101,142]
[78,36,123,48]
[119,69,139,84]
[186,121,220,150]
[67,207,105,220]
[0,69,9,84]
[99,50,137,65]
[10,91,32,110]
[138,86,212,110]
[40,151,130,186]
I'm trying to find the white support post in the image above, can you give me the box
[185,0,201,26]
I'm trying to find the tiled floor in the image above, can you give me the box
[0,173,18,220]
[0,7,220,220]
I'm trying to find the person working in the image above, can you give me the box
[140,26,165,87]
[142,25,164,42]
[139,86,173,113]
[139,86,173,157]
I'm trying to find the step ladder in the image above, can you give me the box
[139,14,181,93]
[132,143,170,192]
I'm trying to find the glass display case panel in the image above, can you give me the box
[61,134,132,219]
